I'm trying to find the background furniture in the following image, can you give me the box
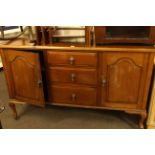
[35,26,92,47]
[0,26,23,69]
[94,26,155,45]
[0,26,23,40]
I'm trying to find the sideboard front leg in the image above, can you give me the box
[139,111,147,129]
[9,102,17,120]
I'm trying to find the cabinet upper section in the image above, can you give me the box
[35,26,155,47]
[94,26,155,45]
[1,26,155,52]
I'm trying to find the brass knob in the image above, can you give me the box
[71,93,76,101]
[37,80,43,87]
[70,73,76,82]
[69,56,75,65]
[101,79,106,87]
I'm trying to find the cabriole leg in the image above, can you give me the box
[9,102,17,120]
[139,111,147,129]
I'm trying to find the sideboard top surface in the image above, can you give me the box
[1,37,155,53]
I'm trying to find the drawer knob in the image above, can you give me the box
[69,56,75,65]
[101,79,106,87]
[71,93,76,101]
[70,73,76,82]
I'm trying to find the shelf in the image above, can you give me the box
[53,27,85,30]
[52,35,85,38]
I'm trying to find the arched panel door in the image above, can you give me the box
[2,49,45,107]
[100,52,149,109]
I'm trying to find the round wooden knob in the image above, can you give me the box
[71,93,76,101]
[70,73,76,82]
[101,79,106,87]
[69,56,75,65]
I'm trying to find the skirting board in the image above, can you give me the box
[147,125,155,129]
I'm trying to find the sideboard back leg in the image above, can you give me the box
[125,110,147,129]
[139,111,147,129]
[9,102,17,120]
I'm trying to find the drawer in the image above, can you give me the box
[48,85,97,106]
[46,51,97,67]
[47,67,97,85]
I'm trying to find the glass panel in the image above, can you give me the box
[106,26,150,39]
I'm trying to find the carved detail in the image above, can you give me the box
[10,56,34,68]
[109,57,142,68]
[107,57,142,103]
[9,57,37,100]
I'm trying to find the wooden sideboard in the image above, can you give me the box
[1,43,155,128]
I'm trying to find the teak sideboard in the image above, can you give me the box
[0,42,155,128]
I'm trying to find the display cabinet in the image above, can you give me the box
[94,26,155,45]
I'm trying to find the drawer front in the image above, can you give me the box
[46,51,97,67]
[48,86,97,106]
[47,67,97,85]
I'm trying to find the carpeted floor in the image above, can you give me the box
[0,70,139,129]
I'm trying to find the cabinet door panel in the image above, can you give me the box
[2,50,45,107]
[100,52,149,109]
[107,57,141,103]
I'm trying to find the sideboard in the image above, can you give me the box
[0,38,155,128]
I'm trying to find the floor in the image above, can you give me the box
[0,70,139,129]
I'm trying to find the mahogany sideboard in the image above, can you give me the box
[0,39,155,128]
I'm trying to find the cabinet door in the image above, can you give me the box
[100,52,150,109]
[1,49,45,107]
